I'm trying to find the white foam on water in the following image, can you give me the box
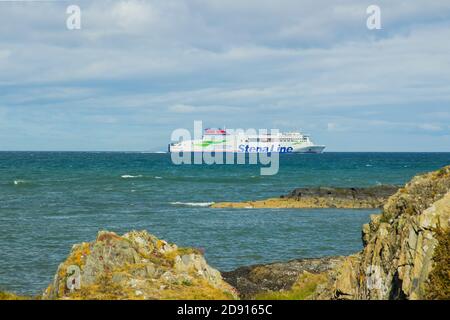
[121,175,143,179]
[140,151,166,154]
[170,201,214,207]
[154,176,163,179]
[13,180,27,185]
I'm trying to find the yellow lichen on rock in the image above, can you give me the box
[212,197,384,209]
[42,230,237,300]
[0,291,32,300]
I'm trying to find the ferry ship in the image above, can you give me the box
[169,128,325,153]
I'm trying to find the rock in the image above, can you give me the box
[316,166,450,300]
[211,185,398,209]
[222,256,344,299]
[42,230,237,300]
[287,185,398,200]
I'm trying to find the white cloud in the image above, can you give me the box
[327,122,343,132]
[111,1,157,31]
[418,123,442,131]
[0,49,11,60]
[168,104,197,113]
[168,103,242,114]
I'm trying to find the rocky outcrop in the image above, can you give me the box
[316,166,450,300]
[211,185,398,209]
[43,230,237,300]
[222,257,343,299]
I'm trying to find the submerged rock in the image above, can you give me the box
[43,230,237,300]
[212,185,398,209]
[317,166,450,300]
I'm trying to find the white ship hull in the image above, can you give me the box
[169,129,325,154]
[169,144,325,153]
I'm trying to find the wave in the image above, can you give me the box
[163,176,259,184]
[154,176,163,179]
[170,201,214,207]
[13,180,29,186]
[121,175,143,179]
[140,151,166,154]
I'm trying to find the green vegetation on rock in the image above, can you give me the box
[425,228,450,300]
[0,291,31,300]
[254,272,327,300]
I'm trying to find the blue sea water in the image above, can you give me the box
[0,152,449,295]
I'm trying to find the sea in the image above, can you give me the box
[1,152,449,295]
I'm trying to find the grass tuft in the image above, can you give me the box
[253,272,327,300]
[0,291,31,300]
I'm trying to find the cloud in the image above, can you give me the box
[327,122,345,132]
[0,0,449,150]
[418,123,442,132]
[111,1,157,31]
[168,103,242,114]
[168,104,198,113]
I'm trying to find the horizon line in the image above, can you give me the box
[1,150,450,153]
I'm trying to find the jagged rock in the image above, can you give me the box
[42,230,237,300]
[317,166,450,300]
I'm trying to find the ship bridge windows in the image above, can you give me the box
[249,137,281,142]
[243,136,310,143]
[280,138,295,142]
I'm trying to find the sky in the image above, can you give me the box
[0,0,450,151]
